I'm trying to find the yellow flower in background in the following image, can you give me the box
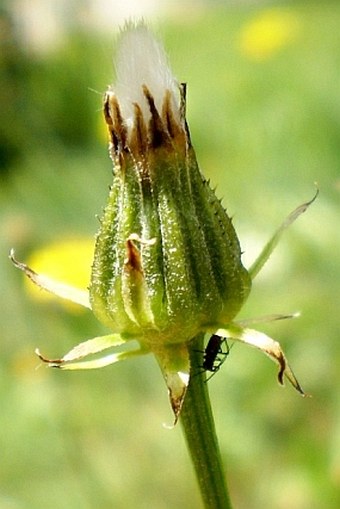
[238,8,300,61]
[25,238,94,310]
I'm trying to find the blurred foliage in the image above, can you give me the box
[1,2,339,508]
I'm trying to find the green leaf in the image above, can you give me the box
[10,250,91,309]
[249,190,318,279]
[154,343,190,423]
[213,325,307,396]
[36,334,147,370]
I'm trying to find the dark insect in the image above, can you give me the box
[200,335,231,381]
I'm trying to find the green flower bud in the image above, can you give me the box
[90,67,251,350]
[11,22,315,421]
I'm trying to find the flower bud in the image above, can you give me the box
[89,25,251,349]
[11,23,312,421]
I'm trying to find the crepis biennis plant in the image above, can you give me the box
[10,22,317,423]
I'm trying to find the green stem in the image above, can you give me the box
[180,334,233,509]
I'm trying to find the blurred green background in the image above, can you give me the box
[1,1,339,508]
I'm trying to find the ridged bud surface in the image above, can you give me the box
[90,80,251,348]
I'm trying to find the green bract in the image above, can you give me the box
[91,84,251,346]
[11,23,316,422]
